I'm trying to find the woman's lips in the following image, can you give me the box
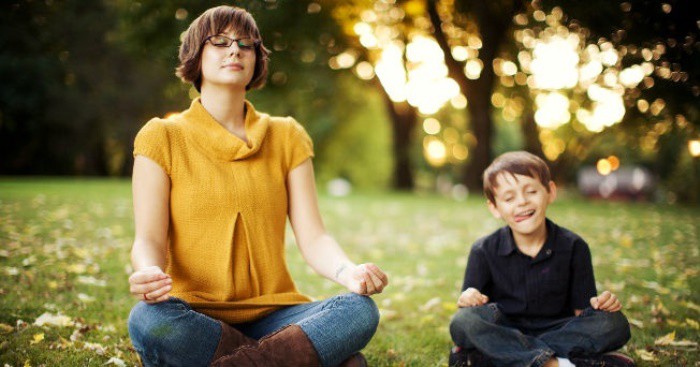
[221,62,243,70]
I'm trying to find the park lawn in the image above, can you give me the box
[0,178,698,366]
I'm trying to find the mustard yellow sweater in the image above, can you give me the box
[133,97,313,323]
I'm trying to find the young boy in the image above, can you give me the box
[449,151,634,367]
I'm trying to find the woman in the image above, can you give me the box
[127,6,389,367]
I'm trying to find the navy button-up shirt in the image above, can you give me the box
[462,219,597,318]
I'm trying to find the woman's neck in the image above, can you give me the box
[199,85,248,140]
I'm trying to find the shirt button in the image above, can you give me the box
[546,249,552,255]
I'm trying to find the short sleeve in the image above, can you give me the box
[286,118,314,170]
[569,239,597,310]
[133,119,172,175]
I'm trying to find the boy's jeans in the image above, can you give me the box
[128,293,380,367]
[450,303,631,367]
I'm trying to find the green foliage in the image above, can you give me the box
[314,76,393,189]
[1,0,392,188]
[1,179,698,366]
[1,0,177,176]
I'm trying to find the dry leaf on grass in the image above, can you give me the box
[104,357,127,367]
[635,349,657,362]
[34,312,73,327]
[654,330,699,349]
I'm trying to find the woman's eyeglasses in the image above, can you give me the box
[203,35,260,51]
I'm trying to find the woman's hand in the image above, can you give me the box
[340,263,388,296]
[457,287,489,308]
[129,265,172,304]
[590,290,622,312]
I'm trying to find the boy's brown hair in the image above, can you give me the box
[483,151,552,204]
[175,6,270,92]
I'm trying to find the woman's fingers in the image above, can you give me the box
[144,283,172,303]
[363,267,385,293]
[130,277,172,297]
[364,263,389,286]
[359,263,388,295]
[128,266,169,285]
[358,278,368,295]
[362,272,376,294]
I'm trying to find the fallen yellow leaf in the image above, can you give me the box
[683,301,700,313]
[635,349,657,362]
[33,312,73,327]
[654,330,675,345]
[628,318,644,329]
[620,234,633,248]
[30,333,44,345]
[0,323,13,334]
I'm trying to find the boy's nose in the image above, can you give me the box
[516,194,528,205]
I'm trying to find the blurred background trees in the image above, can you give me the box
[1,0,698,202]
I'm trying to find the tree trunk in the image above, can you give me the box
[522,111,545,159]
[463,76,493,190]
[428,0,524,191]
[376,82,417,190]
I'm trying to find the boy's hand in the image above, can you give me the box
[457,287,489,307]
[590,290,622,312]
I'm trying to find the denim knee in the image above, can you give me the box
[128,302,179,359]
[336,293,380,341]
[590,309,631,348]
[450,304,501,343]
[128,299,208,366]
[450,304,501,330]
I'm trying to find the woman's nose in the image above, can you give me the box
[228,44,241,57]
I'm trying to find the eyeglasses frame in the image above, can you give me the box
[202,35,261,51]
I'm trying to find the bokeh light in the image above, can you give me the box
[423,118,441,135]
[689,140,700,157]
[597,158,612,175]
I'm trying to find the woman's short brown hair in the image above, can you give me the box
[175,6,270,92]
[483,151,552,204]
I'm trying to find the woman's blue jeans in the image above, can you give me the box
[128,293,380,367]
[450,303,631,367]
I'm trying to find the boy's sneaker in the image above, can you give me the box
[449,346,469,367]
[448,346,493,367]
[571,351,636,367]
[601,352,636,366]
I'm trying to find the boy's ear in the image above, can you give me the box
[547,181,557,203]
[487,200,502,219]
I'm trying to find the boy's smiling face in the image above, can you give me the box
[487,172,557,240]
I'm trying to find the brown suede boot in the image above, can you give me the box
[339,353,367,367]
[210,321,258,363]
[210,324,320,367]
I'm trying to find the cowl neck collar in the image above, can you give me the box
[180,97,269,161]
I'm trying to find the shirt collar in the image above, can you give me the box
[498,218,557,259]
[179,97,269,161]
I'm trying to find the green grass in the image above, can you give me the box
[0,178,698,366]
